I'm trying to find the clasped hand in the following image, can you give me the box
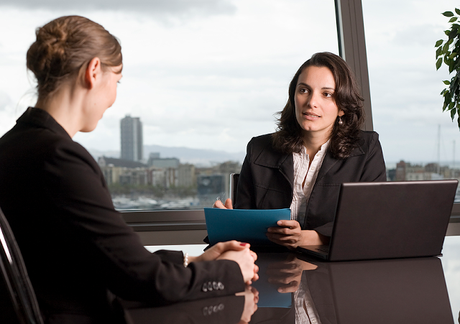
[190,240,259,284]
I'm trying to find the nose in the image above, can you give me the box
[307,91,319,108]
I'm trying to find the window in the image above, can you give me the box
[362,0,460,196]
[0,0,338,210]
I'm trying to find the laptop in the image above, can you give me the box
[297,180,458,261]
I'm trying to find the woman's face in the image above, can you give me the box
[82,64,122,132]
[294,65,343,143]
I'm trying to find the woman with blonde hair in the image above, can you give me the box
[0,15,258,323]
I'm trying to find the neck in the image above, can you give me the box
[302,131,330,159]
[35,83,84,138]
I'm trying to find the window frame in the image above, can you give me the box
[122,0,460,242]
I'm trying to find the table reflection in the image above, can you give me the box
[123,252,455,324]
[297,256,453,324]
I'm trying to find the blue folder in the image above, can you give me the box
[203,208,291,246]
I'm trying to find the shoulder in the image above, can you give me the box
[357,130,381,151]
[247,133,274,147]
[246,133,279,159]
[358,130,380,141]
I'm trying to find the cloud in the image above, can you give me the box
[0,91,11,111]
[0,0,237,20]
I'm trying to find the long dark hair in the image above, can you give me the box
[272,52,364,159]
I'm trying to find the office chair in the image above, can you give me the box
[0,207,43,324]
[230,173,239,206]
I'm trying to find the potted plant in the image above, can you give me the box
[435,8,460,128]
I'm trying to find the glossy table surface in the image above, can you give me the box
[124,236,460,324]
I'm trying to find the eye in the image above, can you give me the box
[298,88,309,94]
[323,92,333,98]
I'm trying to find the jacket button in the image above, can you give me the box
[212,281,218,290]
[217,282,224,290]
[202,283,208,292]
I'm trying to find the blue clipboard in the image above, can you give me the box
[204,208,291,246]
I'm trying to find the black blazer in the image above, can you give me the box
[0,108,244,322]
[235,131,387,236]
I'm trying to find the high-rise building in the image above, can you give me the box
[120,115,143,162]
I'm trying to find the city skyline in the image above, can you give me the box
[2,1,460,163]
[120,115,143,162]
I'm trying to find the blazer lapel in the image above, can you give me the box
[316,144,366,183]
[254,146,294,188]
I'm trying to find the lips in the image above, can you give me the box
[302,112,320,119]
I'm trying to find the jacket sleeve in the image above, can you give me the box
[359,132,387,182]
[44,140,245,305]
[234,138,257,209]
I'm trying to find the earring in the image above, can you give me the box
[338,116,343,125]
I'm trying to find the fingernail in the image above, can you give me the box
[240,243,247,246]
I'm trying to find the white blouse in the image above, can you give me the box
[290,141,330,226]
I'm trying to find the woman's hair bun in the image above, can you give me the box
[26,15,122,99]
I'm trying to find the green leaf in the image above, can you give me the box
[451,107,456,120]
[455,8,460,15]
[435,39,444,47]
[449,28,459,40]
[450,17,458,23]
[436,47,443,59]
[443,11,454,17]
[436,57,443,69]
[443,80,451,85]
[445,91,452,104]
[443,42,450,53]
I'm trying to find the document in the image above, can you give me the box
[204,208,291,246]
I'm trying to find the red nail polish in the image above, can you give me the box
[240,243,247,246]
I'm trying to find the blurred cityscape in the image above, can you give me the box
[98,116,460,210]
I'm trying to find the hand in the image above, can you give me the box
[266,220,326,249]
[213,198,233,209]
[191,240,251,263]
[266,220,303,249]
[266,255,317,293]
[217,247,259,284]
[236,286,259,323]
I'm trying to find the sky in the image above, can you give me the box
[0,0,459,166]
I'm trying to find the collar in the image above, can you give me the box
[17,107,71,140]
[253,135,366,186]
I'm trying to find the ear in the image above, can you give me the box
[338,110,345,117]
[84,57,102,90]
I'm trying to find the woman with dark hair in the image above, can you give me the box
[215,52,386,249]
[0,15,258,323]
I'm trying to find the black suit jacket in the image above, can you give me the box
[235,131,387,236]
[0,108,244,323]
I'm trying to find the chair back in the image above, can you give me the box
[0,207,43,324]
[230,173,239,206]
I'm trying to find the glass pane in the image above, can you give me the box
[363,0,460,197]
[0,0,338,210]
